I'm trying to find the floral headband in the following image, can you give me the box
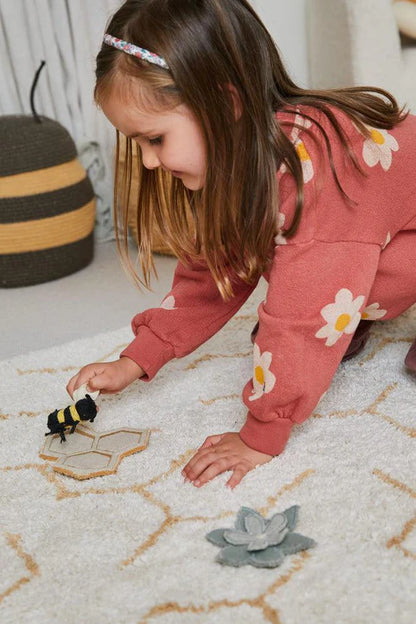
[103,34,169,70]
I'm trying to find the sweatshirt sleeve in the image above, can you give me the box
[239,238,382,456]
[120,258,259,380]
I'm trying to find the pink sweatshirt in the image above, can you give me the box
[121,105,416,455]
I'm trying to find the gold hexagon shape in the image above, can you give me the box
[39,424,150,480]
[39,426,96,461]
[96,428,150,455]
[52,450,118,479]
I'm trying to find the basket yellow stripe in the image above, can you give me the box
[0,159,86,198]
[0,199,95,254]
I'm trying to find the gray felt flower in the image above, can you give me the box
[206,506,316,568]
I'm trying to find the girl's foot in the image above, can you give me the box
[405,339,416,371]
[342,320,373,361]
[250,321,259,344]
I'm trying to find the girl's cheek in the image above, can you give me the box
[163,151,179,169]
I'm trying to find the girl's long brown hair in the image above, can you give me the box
[95,0,407,299]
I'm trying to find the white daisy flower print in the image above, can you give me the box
[278,160,288,176]
[249,343,277,401]
[315,288,365,347]
[382,232,391,250]
[160,295,176,310]
[361,303,387,320]
[292,112,312,138]
[295,139,314,183]
[363,128,399,171]
[279,113,314,183]
[274,213,287,246]
[278,141,314,183]
[292,113,314,183]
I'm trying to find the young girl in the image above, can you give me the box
[67,0,416,488]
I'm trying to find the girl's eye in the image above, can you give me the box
[148,136,162,146]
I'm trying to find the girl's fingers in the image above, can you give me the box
[192,456,233,487]
[66,364,107,398]
[86,373,107,391]
[183,448,217,481]
[86,371,118,394]
[199,434,226,449]
[183,433,244,484]
[226,464,249,489]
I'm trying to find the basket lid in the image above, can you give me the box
[0,115,77,176]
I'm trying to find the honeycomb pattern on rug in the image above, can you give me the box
[0,286,415,624]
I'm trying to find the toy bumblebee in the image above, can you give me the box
[45,394,98,442]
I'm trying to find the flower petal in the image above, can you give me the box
[335,288,354,307]
[249,547,286,568]
[248,536,269,551]
[385,133,399,151]
[259,350,273,370]
[223,529,252,546]
[315,325,332,339]
[283,505,299,531]
[206,529,229,547]
[320,303,338,323]
[362,303,387,320]
[351,295,366,314]
[245,513,266,535]
[265,513,289,546]
[216,545,251,567]
[343,311,362,335]
[278,532,317,556]
[363,141,380,167]
[380,150,392,171]
[264,369,277,394]
[235,507,263,531]
[160,295,176,310]
[248,390,263,402]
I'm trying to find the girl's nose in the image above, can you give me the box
[141,146,161,170]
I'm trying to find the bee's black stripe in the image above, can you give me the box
[63,406,72,426]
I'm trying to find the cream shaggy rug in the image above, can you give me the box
[1,281,415,624]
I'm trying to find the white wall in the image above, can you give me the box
[253,0,310,87]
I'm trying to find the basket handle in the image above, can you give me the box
[30,60,46,124]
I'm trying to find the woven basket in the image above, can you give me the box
[0,115,95,287]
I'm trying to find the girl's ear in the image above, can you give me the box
[224,83,243,120]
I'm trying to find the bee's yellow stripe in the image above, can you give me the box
[0,199,95,253]
[57,409,65,424]
[69,404,81,422]
[0,159,87,198]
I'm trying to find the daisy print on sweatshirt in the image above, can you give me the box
[274,213,288,246]
[295,139,314,183]
[249,343,276,401]
[160,295,176,310]
[363,127,399,171]
[279,113,314,184]
[361,302,387,321]
[315,288,365,347]
[382,232,391,250]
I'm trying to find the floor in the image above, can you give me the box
[1,240,177,360]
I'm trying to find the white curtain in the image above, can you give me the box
[0,0,122,241]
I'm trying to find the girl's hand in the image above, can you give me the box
[66,357,144,398]
[182,432,273,489]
